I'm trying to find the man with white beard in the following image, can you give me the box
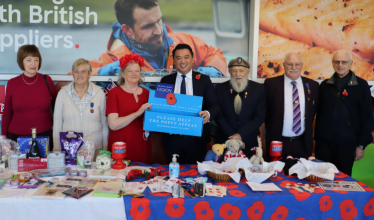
[264,52,319,161]
[215,57,266,158]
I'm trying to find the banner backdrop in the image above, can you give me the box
[258,0,374,81]
[0,0,237,79]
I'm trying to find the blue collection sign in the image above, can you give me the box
[144,85,203,137]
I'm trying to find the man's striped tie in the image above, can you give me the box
[291,81,301,134]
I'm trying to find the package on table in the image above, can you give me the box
[17,136,49,158]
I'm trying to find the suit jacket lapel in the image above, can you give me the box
[170,73,178,86]
[239,82,253,121]
[280,75,285,118]
[192,71,199,96]
[301,77,309,118]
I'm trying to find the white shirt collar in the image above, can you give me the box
[177,70,193,79]
[284,74,302,85]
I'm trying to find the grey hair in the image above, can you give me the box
[284,52,303,63]
[332,49,353,61]
[117,62,144,86]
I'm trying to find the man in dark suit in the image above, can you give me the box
[215,57,266,158]
[315,49,374,176]
[264,52,319,160]
[160,44,219,164]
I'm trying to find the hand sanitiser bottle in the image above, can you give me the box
[169,154,180,178]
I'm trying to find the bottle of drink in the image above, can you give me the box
[28,128,41,159]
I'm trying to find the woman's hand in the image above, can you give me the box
[137,103,152,115]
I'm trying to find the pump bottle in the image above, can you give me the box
[169,154,180,178]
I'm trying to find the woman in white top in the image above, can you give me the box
[53,58,109,155]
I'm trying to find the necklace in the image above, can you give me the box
[22,73,38,85]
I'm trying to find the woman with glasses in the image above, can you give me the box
[53,58,109,156]
[2,45,57,150]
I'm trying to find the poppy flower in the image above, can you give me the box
[161,171,169,176]
[319,195,333,212]
[342,89,348,96]
[194,201,214,220]
[279,180,298,188]
[130,198,151,220]
[196,74,201,80]
[180,169,199,177]
[313,187,326,194]
[228,190,246,197]
[335,172,349,178]
[364,198,374,217]
[339,199,357,220]
[247,201,264,220]
[289,189,311,201]
[132,169,143,177]
[217,182,238,189]
[166,93,177,105]
[127,170,136,181]
[165,198,185,218]
[358,182,374,191]
[271,206,289,220]
[219,203,241,220]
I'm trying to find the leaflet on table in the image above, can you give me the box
[143,88,203,137]
[318,181,365,192]
[17,136,49,158]
[161,177,178,192]
[18,158,48,172]
[32,188,66,200]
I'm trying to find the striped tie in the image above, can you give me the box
[291,81,301,134]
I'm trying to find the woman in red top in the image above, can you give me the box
[106,53,152,163]
[1,45,57,150]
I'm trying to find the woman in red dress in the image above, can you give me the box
[106,54,152,163]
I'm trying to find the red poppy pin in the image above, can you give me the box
[342,89,348,97]
[196,74,201,80]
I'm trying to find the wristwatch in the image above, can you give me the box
[358,145,364,150]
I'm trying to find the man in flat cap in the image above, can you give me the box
[215,57,266,158]
[265,52,319,161]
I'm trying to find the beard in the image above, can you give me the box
[230,77,248,115]
[230,77,248,93]
[133,32,164,54]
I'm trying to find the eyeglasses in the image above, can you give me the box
[285,63,302,68]
[73,70,89,75]
[332,60,351,65]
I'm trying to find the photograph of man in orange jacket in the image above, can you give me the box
[93,0,227,81]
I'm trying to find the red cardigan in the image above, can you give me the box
[1,73,57,136]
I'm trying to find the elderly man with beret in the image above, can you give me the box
[215,57,266,158]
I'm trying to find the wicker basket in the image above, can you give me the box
[304,174,327,183]
[207,171,232,182]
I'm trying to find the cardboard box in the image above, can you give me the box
[18,158,48,172]
[17,136,49,158]
[144,88,203,137]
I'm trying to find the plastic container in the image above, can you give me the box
[169,154,180,178]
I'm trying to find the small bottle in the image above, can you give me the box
[169,154,180,178]
[28,128,41,159]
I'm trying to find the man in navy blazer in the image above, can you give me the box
[265,52,319,160]
[215,57,266,158]
[160,44,219,164]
